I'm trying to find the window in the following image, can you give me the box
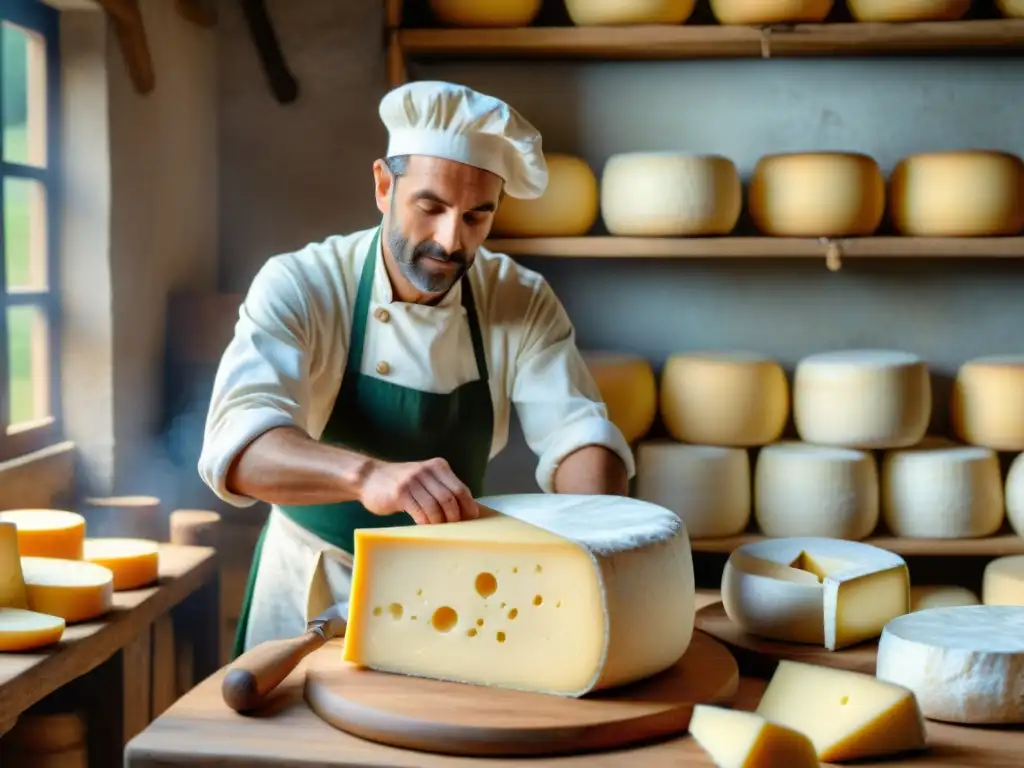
[0,0,60,461]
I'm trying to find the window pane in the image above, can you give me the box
[2,21,47,167]
[7,304,50,427]
[2,176,48,290]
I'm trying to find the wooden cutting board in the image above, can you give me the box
[304,630,739,757]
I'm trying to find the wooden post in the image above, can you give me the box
[385,0,408,87]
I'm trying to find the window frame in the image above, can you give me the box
[0,0,63,462]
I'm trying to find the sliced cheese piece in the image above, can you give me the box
[491,154,598,237]
[659,352,788,446]
[756,660,926,762]
[427,0,542,26]
[83,538,160,591]
[793,349,931,449]
[709,0,833,24]
[689,704,818,768]
[0,509,86,560]
[952,355,1024,451]
[0,606,65,651]
[847,0,970,21]
[754,442,879,540]
[0,521,28,609]
[999,0,1024,17]
[982,555,1024,606]
[910,585,980,612]
[565,0,696,25]
[343,493,695,696]
[722,537,909,650]
[581,352,657,443]
[1006,452,1024,537]
[635,441,751,538]
[20,557,114,624]
[877,605,1024,724]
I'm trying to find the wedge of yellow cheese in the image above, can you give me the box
[0,521,29,609]
[84,538,160,591]
[0,607,65,651]
[0,509,86,560]
[21,557,114,624]
[689,704,818,768]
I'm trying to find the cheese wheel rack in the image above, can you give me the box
[690,531,1024,556]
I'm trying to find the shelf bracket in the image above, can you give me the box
[760,27,772,58]
[820,238,843,272]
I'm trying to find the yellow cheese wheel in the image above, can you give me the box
[564,0,696,25]
[0,607,65,651]
[428,0,542,27]
[889,151,1024,237]
[582,352,657,444]
[83,538,160,591]
[951,356,1024,451]
[749,152,885,237]
[20,557,114,624]
[709,0,832,25]
[847,0,970,21]
[998,0,1024,17]
[491,154,598,237]
[0,509,86,560]
[600,153,742,236]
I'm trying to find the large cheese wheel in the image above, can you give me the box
[889,151,1024,237]
[754,442,879,540]
[564,0,696,25]
[20,557,114,624]
[709,0,833,25]
[491,154,598,237]
[428,0,542,27]
[0,509,86,560]
[83,538,160,591]
[0,607,65,651]
[793,350,931,449]
[910,585,979,612]
[659,352,788,446]
[982,555,1024,606]
[582,352,657,444]
[951,355,1024,451]
[1006,453,1024,537]
[998,0,1024,17]
[749,152,885,237]
[600,153,741,237]
[847,0,970,21]
[635,440,751,538]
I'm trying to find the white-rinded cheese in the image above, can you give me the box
[847,0,970,21]
[951,355,1024,451]
[748,152,885,237]
[600,153,742,237]
[910,585,980,612]
[0,509,86,560]
[890,151,1024,237]
[982,555,1024,606]
[709,0,833,24]
[0,607,65,651]
[0,521,28,609]
[1006,452,1024,536]
[877,605,1024,724]
[635,440,751,538]
[756,660,927,762]
[343,493,695,696]
[689,704,818,768]
[428,0,542,26]
[659,352,788,446]
[998,0,1024,17]
[564,0,696,25]
[581,352,657,444]
[754,442,879,540]
[793,349,931,449]
[881,444,1004,538]
[722,537,908,650]
[491,154,598,237]
[20,557,115,624]
[83,538,160,591]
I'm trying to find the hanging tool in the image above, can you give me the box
[240,0,300,104]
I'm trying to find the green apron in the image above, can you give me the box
[231,227,495,658]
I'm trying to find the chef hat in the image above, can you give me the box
[379,81,548,200]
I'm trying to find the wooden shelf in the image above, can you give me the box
[691,533,1024,557]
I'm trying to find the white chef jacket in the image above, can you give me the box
[198,225,635,506]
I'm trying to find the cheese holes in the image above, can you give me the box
[508,608,518,620]
[475,572,498,598]
[476,618,484,627]
[373,606,382,616]
[840,696,850,705]
[431,606,458,632]
[496,631,506,643]
[536,564,542,573]
[388,603,403,620]
[533,595,543,606]
[467,628,478,637]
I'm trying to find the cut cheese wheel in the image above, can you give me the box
[0,509,86,560]
[754,442,879,540]
[982,555,1024,606]
[721,537,909,650]
[749,152,885,237]
[756,660,926,762]
[847,0,970,21]
[600,153,741,236]
[20,557,114,624]
[880,444,1003,538]
[659,352,788,446]
[709,0,833,24]
[0,607,65,651]
[491,154,598,237]
[793,349,931,449]
[890,151,1024,237]
[951,355,1024,451]
[635,440,751,538]
[427,0,542,26]
[876,605,1024,724]
[83,538,160,591]
[910,585,979,612]
[581,352,657,443]
[1006,452,1024,537]
[0,521,28,609]
[343,493,694,696]
[998,0,1024,17]
[564,0,696,25]
[689,704,818,768]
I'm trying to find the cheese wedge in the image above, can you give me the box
[84,538,160,591]
[756,661,927,761]
[0,606,65,651]
[0,521,29,609]
[20,557,114,623]
[689,704,818,768]
[0,509,86,560]
[343,494,695,696]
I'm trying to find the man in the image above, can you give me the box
[199,80,634,658]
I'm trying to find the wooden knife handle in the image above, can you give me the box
[221,630,327,713]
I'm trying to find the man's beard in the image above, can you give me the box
[387,214,470,295]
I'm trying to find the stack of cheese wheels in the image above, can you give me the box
[600,153,742,236]
[0,509,86,559]
[1006,453,1024,536]
[564,0,696,25]
[952,355,1024,450]
[635,440,751,538]
[428,0,542,26]
[982,555,1024,605]
[749,152,885,237]
[889,151,1024,236]
[0,522,66,651]
[491,154,598,237]
[793,349,931,449]
[581,352,657,443]
[847,0,971,21]
[910,585,979,612]
[721,537,909,650]
[708,0,833,24]
[754,442,879,540]
[999,0,1024,17]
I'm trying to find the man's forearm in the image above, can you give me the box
[552,445,629,496]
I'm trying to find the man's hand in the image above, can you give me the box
[360,457,480,524]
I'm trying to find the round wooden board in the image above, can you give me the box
[695,602,878,674]
[304,630,739,757]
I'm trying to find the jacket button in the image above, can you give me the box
[376,361,390,375]
[374,307,390,323]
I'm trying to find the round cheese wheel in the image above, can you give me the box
[491,154,598,237]
[659,352,788,446]
[1006,453,1024,537]
[910,585,980,612]
[0,607,65,652]
[83,538,160,591]
[754,442,879,540]
[428,0,542,27]
[582,352,657,444]
[635,440,751,538]
[20,557,114,624]
[998,0,1024,17]
[600,153,741,237]
[709,0,833,25]
[0,509,86,560]
[564,0,696,25]
[889,151,1024,237]
[847,0,970,21]
[793,349,931,449]
[880,445,1004,539]
[749,152,885,237]
[984,555,1024,606]
[951,355,1024,451]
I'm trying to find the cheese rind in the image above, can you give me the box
[428,0,542,26]
[565,0,696,25]
[998,0,1024,17]
[491,154,598,237]
[0,521,29,609]
[0,509,86,560]
[876,605,1024,724]
[0,606,66,651]
[952,355,1024,451]
[689,704,818,768]
[582,352,657,444]
[982,555,1024,606]
[343,494,694,696]
[1006,452,1024,537]
[910,585,980,612]
[83,538,160,591]
[847,0,970,21]
[709,0,833,24]
[20,557,115,623]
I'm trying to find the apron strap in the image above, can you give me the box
[460,275,490,383]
